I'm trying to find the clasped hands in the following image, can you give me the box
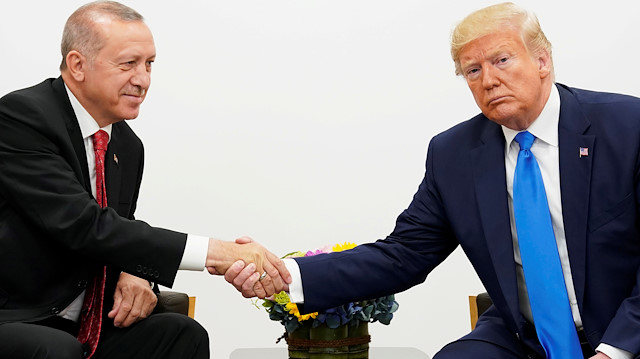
[206,236,291,298]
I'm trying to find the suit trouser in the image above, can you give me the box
[434,329,595,359]
[0,312,209,359]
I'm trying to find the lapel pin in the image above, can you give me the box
[113,154,119,165]
[579,147,589,158]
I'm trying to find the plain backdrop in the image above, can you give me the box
[1,1,638,357]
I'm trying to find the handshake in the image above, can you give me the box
[206,236,292,298]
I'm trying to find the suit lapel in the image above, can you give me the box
[54,76,125,208]
[105,123,123,207]
[471,120,521,329]
[53,77,92,193]
[556,84,594,309]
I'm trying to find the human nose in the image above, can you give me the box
[130,63,151,90]
[481,64,500,89]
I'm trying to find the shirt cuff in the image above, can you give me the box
[178,234,209,271]
[596,343,633,359]
[284,258,304,303]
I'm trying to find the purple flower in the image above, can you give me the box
[304,245,331,257]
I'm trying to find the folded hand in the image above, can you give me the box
[108,272,157,328]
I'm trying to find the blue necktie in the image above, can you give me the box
[513,131,582,358]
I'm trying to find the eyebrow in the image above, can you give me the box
[114,52,156,62]
[460,46,515,70]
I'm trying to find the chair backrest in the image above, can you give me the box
[188,296,196,318]
[469,292,493,329]
[156,291,196,318]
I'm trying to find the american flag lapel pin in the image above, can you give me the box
[113,153,119,165]
[579,147,589,158]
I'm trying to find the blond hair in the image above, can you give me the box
[450,2,552,76]
[60,1,144,70]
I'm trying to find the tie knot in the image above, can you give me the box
[515,131,534,151]
[92,130,109,152]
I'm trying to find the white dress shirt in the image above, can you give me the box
[503,85,630,359]
[58,85,208,322]
[286,84,631,359]
[502,85,579,327]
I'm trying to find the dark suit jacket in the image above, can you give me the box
[295,84,640,356]
[0,77,187,324]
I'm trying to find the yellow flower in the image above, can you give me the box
[286,302,318,322]
[332,242,357,252]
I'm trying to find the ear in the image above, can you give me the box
[65,50,87,82]
[537,49,552,79]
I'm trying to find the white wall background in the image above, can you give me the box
[1,1,638,357]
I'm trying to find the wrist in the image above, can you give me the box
[206,238,220,268]
[206,238,234,272]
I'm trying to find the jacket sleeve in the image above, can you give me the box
[297,139,459,313]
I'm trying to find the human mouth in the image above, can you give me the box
[123,94,144,105]
[488,95,509,105]
[123,89,146,103]
[123,87,146,97]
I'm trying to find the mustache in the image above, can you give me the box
[122,86,146,97]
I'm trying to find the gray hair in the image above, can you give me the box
[60,1,144,70]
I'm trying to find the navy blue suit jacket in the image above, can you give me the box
[295,84,640,356]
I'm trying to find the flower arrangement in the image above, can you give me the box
[261,242,399,335]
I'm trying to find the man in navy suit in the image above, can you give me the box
[228,3,640,358]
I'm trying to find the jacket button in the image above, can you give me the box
[136,265,142,272]
[78,280,88,288]
[154,271,160,278]
[51,307,60,314]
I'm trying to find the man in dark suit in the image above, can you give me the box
[0,1,290,358]
[228,3,640,359]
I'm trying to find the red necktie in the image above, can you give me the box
[77,129,109,358]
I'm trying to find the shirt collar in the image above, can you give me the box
[64,83,112,141]
[502,84,560,154]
